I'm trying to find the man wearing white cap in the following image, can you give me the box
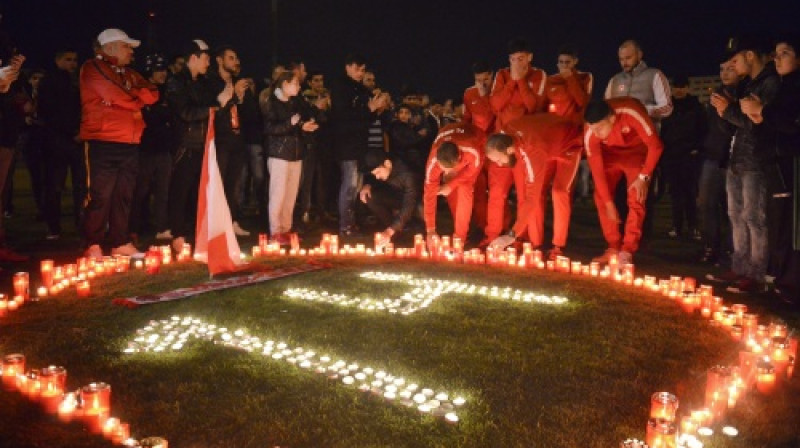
[79,28,158,258]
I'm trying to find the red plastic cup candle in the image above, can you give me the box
[682,276,696,292]
[41,259,54,288]
[2,353,25,391]
[111,422,131,444]
[76,280,91,298]
[650,392,679,421]
[36,285,48,298]
[0,296,7,316]
[58,392,79,422]
[23,369,43,399]
[645,417,677,448]
[39,366,67,413]
[704,366,731,422]
[180,243,191,261]
[103,417,121,440]
[80,382,111,416]
[756,360,777,395]
[772,338,791,378]
[13,272,30,301]
[145,250,161,274]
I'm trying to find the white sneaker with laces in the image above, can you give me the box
[233,221,250,236]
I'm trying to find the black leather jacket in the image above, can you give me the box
[165,70,217,151]
[263,90,307,161]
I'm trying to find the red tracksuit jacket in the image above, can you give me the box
[489,66,547,132]
[583,97,664,204]
[545,71,593,123]
[423,123,486,231]
[462,85,495,133]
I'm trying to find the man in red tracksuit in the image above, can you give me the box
[485,38,547,246]
[484,115,583,256]
[80,28,158,258]
[583,98,664,265]
[424,123,485,243]
[462,61,494,236]
[545,46,593,123]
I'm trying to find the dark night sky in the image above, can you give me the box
[2,0,796,101]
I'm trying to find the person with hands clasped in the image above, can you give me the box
[263,71,319,246]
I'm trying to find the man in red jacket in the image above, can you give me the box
[583,98,664,265]
[462,61,494,236]
[485,114,583,257]
[424,123,485,244]
[484,38,547,246]
[79,28,158,258]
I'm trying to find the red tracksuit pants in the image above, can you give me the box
[485,162,519,240]
[520,151,581,248]
[446,183,475,242]
[593,153,646,253]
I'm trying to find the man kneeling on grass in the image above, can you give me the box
[359,150,420,250]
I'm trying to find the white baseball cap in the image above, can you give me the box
[97,28,141,48]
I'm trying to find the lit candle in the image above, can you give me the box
[1,353,25,391]
[37,285,48,298]
[645,417,677,448]
[58,392,79,422]
[772,338,791,378]
[39,365,67,414]
[76,280,91,298]
[13,272,29,301]
[145,250,162,275]
[41,259,54,288]
[756,360,777,395]
[103,417,121,440]
[80,382,111,416]
[650,392,679,422]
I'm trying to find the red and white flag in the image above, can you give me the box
[194,110,245,276]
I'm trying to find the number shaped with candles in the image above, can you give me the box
[125,272,568,422]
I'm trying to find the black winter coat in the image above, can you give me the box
[263,91,306,161]
[165,70,217,151]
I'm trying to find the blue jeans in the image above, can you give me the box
[697,160,727,252]
[726,168,768,280]
[338,160,362,232]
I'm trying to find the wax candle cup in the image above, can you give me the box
[2,353,25,391]
[650,392,679,422]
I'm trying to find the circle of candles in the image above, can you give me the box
[650,392,679,421]
[1,353,25,391]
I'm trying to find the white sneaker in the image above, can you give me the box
[85,244,103,259]
[111,243,143,257]
[155,229,173,240]
[618,251,633,265]
[233,221,251,236]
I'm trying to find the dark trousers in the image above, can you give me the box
[364,184,401,229]
[21,127,46,215]
[295,146,325,219]
[216,141,246,222]
[664,156,698,234]
[44,131,87,235]
[130,151,172,234]
[168,147,203,240]
[697,159,728,253]
[84,141,138,247]
[767,158,800,299]
[0,145,13,242]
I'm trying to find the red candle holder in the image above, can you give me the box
[39,366,67,413]
[145,250,162,275]
[13,272,30,301]
[80,382,111,418]
[1,353,25,391]
[650,391,679,422]
[41,260,54,288]
[756,360,777,395]
[645,417,677,448]
[76,280,91,298]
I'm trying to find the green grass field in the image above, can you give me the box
[1,167,799,447]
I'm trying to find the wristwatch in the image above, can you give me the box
[638,173,651,183]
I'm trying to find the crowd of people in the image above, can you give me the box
[0,26,798,304]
